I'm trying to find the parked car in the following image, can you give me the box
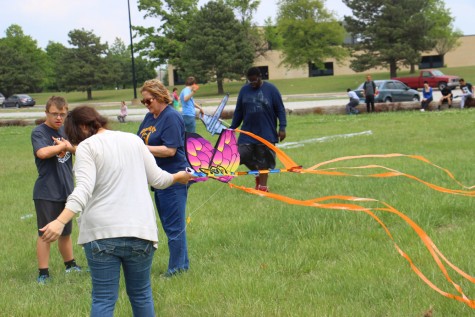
[355,80,420,103]
[392,69,460,90]
[2,94,36,108]
[0,93,5,106]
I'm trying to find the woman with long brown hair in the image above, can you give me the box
[40,105,192,316]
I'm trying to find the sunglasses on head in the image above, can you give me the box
[140,98,155,105]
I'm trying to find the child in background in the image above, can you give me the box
[117,101,128,123]
[172,88,180,110]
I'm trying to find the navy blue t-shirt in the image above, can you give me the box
[137,106,189,173]
[230,81,287,144]
[31,123,74,201]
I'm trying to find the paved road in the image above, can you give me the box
[0,90,457,123]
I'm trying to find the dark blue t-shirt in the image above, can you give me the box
[31,123,74,201]
[137,106,189,173]
[230,81,287,144]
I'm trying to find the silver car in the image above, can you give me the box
[2,94,36,108]
[0,93,5,106]
[355,80,420,103]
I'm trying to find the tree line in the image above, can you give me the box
[0,0,461,99]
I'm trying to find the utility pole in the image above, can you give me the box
[127,0,138,102]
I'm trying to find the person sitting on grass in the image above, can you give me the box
[420,81,433,112]
[346,88,360,115]
[438,86,452,110]
[117,101,128,123]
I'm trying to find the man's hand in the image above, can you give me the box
[279,130,286,142]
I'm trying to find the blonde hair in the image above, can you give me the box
[140,79,172,105]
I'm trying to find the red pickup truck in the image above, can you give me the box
[392,69,460,90]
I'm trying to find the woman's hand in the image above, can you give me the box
[174,171,194,184]
[39,219,66,243]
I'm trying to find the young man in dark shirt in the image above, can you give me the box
[31,96,81,284]
[230,67,287,192]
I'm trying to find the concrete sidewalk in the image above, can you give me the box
[0,89,466,124]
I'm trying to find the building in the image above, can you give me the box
[167,35,475,85]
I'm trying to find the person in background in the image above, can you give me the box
[362,74,377,113]
[40,105,193,316]
[117,101,128,123]
[31,96,81,284]
[172,87,180,110]
[420,81,433,112]
[438,86,452,110]
[346,88,360,114]
[229,67,287,192]
[459,78,474,109]
[138,79,192,277]
[179,76,204,132]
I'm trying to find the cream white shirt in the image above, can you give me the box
[65,130,174,245]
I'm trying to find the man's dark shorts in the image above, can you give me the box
[34,199,72,237]
[238,143,276,171]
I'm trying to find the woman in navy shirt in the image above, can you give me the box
[138,79,190,277]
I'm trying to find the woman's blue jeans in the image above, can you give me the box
[83,238,156,317]
[154,183,189,275]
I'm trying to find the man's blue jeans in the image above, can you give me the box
[183,115,196,133]
[154,183,189,275]
[83,238,156,317]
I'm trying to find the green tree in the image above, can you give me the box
[0,24,48,96]
[104,38,129,89]
[426,0,462,57]
[45,41,69,91]
[57,29,108,100]
[180,1,254,94]
[343,0,434,78]
[263,18,283,50]
[276,0,348,73]
[225,0,268,58]
[135,0,198,68]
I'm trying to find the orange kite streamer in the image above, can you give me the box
[227,128,475,308]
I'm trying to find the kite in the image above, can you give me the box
[185,128,475,309]
[185,128,240,183]
[199,93,230,135]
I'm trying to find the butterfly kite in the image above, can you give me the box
[185,106,475,308]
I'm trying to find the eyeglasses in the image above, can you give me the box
[140,98,155,106]
[47,112,68,119]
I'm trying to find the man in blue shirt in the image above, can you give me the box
[179,76,204,132]
[230,67,287,192]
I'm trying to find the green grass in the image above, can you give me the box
[24,65,475,105]
[1,110,475,316]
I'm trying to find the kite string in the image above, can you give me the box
[168,185,225,241]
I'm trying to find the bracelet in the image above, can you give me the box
[56,218,67,225]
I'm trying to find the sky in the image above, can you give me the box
[1,0,474,49]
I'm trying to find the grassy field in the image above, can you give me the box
[24,65,475,105]
[1,109,475,316]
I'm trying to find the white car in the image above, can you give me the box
[0,93,5,106]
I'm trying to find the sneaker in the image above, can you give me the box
[420,109,425,112]
[65,265,82,273]
[37,274,50,285]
